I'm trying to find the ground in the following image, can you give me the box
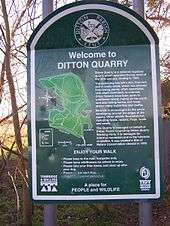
[0,160,170,226]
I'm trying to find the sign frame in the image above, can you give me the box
[27,0,161,202]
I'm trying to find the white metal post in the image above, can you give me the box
[43,0,53,18]
[133,0,144,18]
[133,1,153,226]
[42,1,56,226]
[139,200,152,226]
[44,204,56,226]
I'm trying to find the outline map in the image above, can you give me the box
[39,73,92,138]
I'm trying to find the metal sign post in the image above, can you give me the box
[133,1,153,225]
[42,1,56,226]
[133,0,144,18]
[28,0,161,204]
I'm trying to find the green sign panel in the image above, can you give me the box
[28,1,161,201]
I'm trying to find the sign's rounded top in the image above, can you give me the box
[27,0,158,50]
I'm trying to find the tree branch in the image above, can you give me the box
[0,144,27,161]
[0,103,27,124]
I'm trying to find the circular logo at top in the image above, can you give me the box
[74,13,109,48]
[140,167,150,179]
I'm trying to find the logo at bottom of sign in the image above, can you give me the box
[139,180,151,191]
[139,167,151,191]
[40,175,58,192]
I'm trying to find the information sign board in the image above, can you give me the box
[27,0,161,201]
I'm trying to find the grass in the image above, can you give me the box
[0,159,170,226]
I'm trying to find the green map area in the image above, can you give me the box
[39,73,92,138]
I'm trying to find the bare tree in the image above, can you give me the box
[146,0,170,28]
[0,0,41,225]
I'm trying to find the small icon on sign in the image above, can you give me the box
[40,175,58,192]
[74,13,109,48]
[140,167,150,179]
[39,128,53,147]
